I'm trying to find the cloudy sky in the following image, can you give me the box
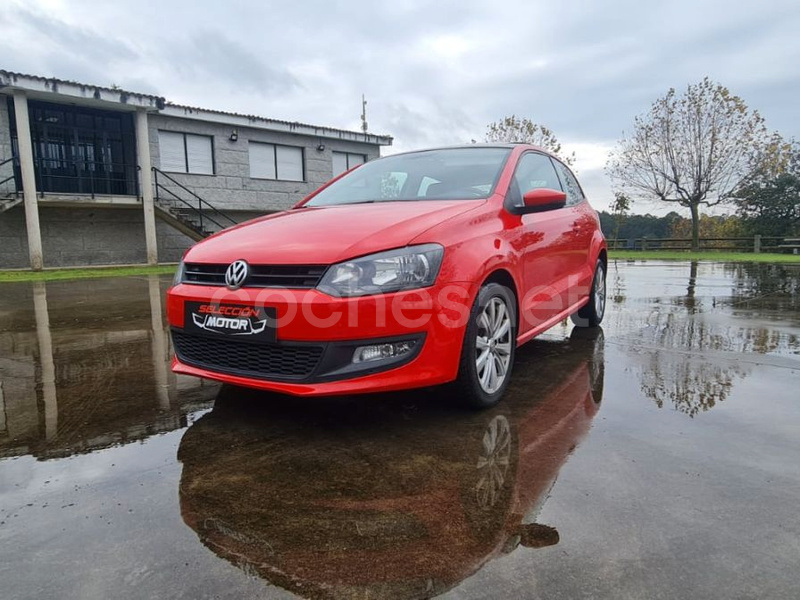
[1,0,798,212]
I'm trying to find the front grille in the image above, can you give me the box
[172,330,324,380]
[184,263,327,288]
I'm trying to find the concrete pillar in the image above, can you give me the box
[148,275,171,410]
[754,234,761,254]
[13,92,44,271]
[33,281,58,440]
[136,109,158,265]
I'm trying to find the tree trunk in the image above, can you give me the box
[689,202,700,251]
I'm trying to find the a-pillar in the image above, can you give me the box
[136,108,158,265]
[12,91,43,271]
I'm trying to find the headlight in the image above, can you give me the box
[317,244,444,297]
[172,258,186,286]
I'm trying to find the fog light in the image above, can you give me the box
[352,340,417,363]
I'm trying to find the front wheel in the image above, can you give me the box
[453,283,517,409]
[571,260,606,328]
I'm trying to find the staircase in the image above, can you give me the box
[0,160,236,240]
[0,194,23,214]
[152,167,237,241]
[0,155,21,214]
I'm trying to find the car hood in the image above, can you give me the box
[185,200,482,264]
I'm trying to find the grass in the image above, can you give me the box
[0,264,178,283]
[609,250,800,263]
[1,251,798,283]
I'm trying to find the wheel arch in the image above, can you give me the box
[591,232,608,271]
[598,247,608,270]
[481,268,520,330]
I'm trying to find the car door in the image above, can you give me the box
[506,152,575,333]
[550,158,596,292]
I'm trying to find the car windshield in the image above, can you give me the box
[304,147,512,206]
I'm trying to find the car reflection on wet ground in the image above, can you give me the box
[0,261,798,600]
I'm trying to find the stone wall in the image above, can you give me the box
[0,205,198,268]
[148,113,381,213]
[0,98,14,196]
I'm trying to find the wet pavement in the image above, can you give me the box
[0,261,798,599]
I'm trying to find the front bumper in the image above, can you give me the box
[167,283,475,396]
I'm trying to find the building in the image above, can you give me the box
[0,70,392,270]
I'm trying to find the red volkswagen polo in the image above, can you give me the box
[167,145,606,407]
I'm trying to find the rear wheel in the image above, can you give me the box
[571,260,606,328]
[453,283,517,409]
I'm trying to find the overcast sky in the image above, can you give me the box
[1,0,798,213]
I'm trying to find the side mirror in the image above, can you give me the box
[521,188,567,213]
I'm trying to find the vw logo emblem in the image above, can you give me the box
[225,260,250,290]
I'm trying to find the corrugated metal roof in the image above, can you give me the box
[163,102,392,144]
[0,69,166,103]
[0,69,393,145]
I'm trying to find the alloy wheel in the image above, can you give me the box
[475,296,513,394]
[594,263,606,319]
[475,415,511,509]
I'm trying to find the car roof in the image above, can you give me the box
[379,143,556,159]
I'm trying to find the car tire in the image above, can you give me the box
[571,260,606,328]
[569,326,605,403]
[453,283,517,409]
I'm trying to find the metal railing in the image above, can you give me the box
[152,167,237,234]
[32,156,138,198]
[607,235,790,253]
[0,155,19,193]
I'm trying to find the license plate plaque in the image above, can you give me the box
[184,302,277,343]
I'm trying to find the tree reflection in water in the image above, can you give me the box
[626,261,799,417]
[610,260,626,306]
[723,262,800,317]
[639,349,746,418]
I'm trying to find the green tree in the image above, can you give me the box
[669,214,746,247]
[734,142,800,237]
[485,116,575,166]
[607,78,787,250]
[610,192,631,244]
[597,211,681,242]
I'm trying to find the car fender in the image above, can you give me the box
[590,230,608,266]
[444,238,524,311]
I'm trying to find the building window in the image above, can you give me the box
[332,152,366,176]
[10,99,138,196]
[158,131,214,175]
[249,142,304,181]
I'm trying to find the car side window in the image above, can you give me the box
[380,171,409,199]
[551,159,585,206]
[417,176,440,197]
[508,152,563,208]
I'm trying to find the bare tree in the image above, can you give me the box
[607,78,787,250]
[485,116,575,166]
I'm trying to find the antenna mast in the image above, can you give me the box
[361,94,368,134]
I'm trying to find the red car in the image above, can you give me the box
[167,145,606,407]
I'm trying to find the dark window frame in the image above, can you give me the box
[8,97,139,196]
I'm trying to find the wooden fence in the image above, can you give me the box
[607,235,800,253]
